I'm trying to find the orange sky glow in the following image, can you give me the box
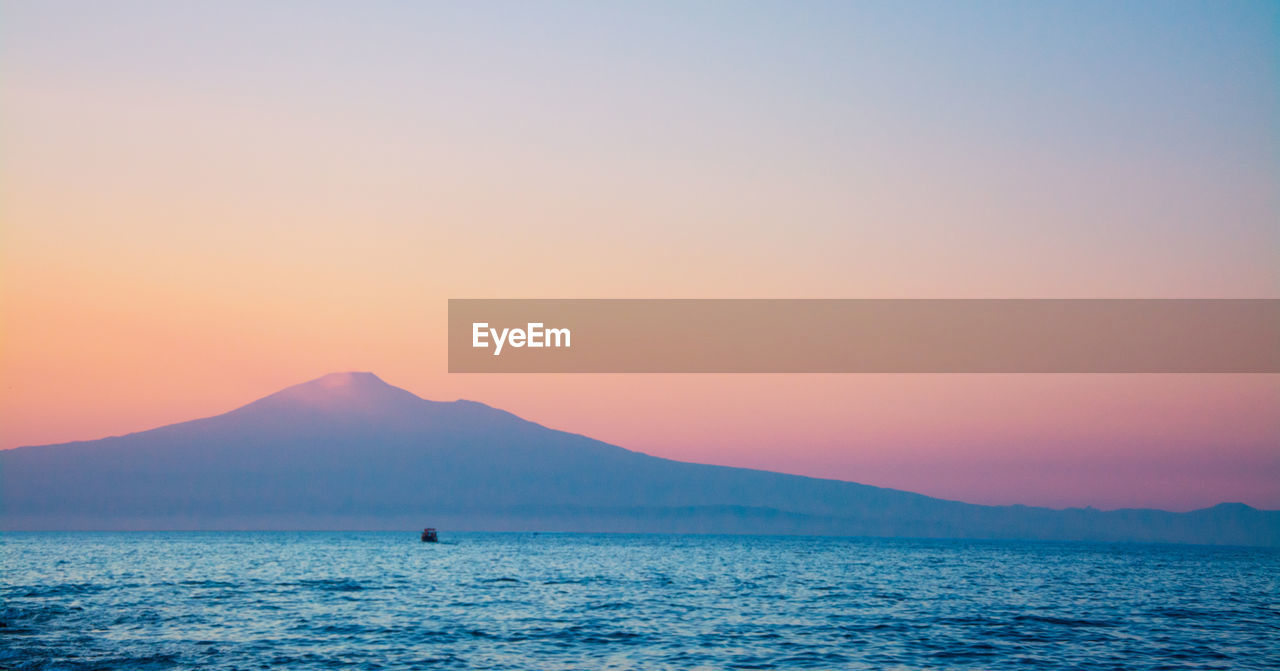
[2,2,1276,511]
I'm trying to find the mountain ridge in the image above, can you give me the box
[2,372,1276,545]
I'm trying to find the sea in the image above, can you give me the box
[2,532,1277,670]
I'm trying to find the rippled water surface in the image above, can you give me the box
[2,532,1278,669]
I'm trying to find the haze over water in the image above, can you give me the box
[4,532,1277,670]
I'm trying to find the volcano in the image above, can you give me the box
[2,372,1276,545]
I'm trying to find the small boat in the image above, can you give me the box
[420,528,439,543]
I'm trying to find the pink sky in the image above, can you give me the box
[2,2,1276,511]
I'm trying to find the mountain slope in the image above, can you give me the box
[2,372,1276,545]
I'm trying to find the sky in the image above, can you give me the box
[2,1,1277,511]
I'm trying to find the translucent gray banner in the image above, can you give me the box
[448,299,1279,373]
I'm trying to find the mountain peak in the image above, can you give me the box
[280,371,398,398]
[310,371,387,389]
[238,371,423,416]
[1209,502,1257,512]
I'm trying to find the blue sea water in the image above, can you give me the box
[2,532,1277,670]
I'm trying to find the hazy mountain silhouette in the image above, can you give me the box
[3,372,1276,545]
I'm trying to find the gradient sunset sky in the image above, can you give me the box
[2,1,1277,511]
